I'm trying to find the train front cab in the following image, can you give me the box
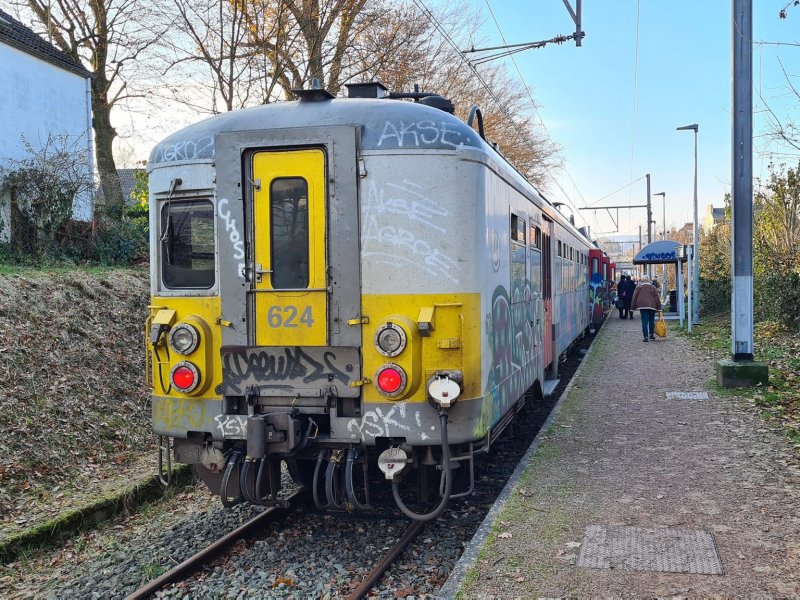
[148,119,489,519]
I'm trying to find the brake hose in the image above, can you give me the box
[312,450,327,509]
[345,449,371,510]
[392,410,452,522]
[220,449,244,508]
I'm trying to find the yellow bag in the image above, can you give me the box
[654,311,667,338]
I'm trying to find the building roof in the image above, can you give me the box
[118,168,145,204]
[0,9,91,78]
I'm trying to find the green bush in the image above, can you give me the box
[91,213,149,265]
[755,270,800,330]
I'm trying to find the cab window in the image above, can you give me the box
[161,200,215,289]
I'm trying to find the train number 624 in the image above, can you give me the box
[267,305,314,328]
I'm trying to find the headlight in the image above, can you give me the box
[374,322,407,357]
[169,323,199,355]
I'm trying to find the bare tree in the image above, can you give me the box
[351,2,559,187]
[11,0,165,212]
[163,0,559,186]
[155,0,287,113]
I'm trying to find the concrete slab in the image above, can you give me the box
[577,525,723,575]
[717,358,769,388]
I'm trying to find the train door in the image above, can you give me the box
[250,148,328,346]
[541,216,554,371]
[529,220,542,354]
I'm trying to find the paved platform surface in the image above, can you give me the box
[452,314,800,598]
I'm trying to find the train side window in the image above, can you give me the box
[161,199,215,289]
[592,256,599,274]
[557,240,562,257]
[271,177,309,289]
[530,225,541,249]
[511,214,526,244]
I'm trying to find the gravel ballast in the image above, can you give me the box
[2,328,597,599]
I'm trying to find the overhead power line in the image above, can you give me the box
[482,0,588,225]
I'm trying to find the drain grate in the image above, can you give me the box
[577,525,723,575]
[665,391,709,400]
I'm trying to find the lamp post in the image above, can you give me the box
[654,192,667,303]
[677,123,699,324]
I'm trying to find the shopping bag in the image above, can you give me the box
[654,311,667,338]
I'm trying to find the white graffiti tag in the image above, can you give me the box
[347,403,429,442]
[362,179,460,283]
[376,120,469,149]
[152,135,214,163]
[214,414,248,439]
[217,198,245,277]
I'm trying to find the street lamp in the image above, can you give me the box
[654,192,667,303]
[677,123,699,323]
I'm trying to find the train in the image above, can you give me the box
[146,81,611,521]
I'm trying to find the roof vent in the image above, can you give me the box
[345,82,388,99]
[419,95,455,114]
[293,79,334,101]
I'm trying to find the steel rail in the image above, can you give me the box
[125,489,307,600]
[346,520,426,600]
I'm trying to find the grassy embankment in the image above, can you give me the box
[0,268,155,536]
[681,314,800,447]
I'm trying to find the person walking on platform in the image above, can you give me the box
[616,275,628,318]
[631,278,662,341]
[621,275,635,319]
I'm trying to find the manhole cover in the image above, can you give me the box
[577,525,723,575]
[665,391,709,400]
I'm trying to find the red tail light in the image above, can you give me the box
[375,364,406,397]
[171,361,200,393]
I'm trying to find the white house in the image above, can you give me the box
[0,9,93,242]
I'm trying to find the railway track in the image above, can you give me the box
[45,328,599,599]
[125,489,307,600]
[347,519,426,600]
[125,490,426,600]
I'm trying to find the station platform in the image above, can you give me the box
[443,314,800,597]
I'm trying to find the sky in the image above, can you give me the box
[437,0,800,242]
[101,0,800,244]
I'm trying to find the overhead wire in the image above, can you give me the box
[628,0,641,208]
[481,0,588,225]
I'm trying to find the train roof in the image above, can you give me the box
[148,94,592,246]
[148,97,488,166]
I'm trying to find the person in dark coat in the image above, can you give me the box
[616,275,628,318]
[620,275,635,319]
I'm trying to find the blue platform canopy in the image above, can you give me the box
[633,240,687,265]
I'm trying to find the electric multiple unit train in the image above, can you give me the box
[146,82,611,520]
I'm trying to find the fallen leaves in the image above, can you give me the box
[0,270,152,505]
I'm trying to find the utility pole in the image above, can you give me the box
[718,0,768,387]
[638,225,642,278]
[646,173,652,244]
[646,174,653,278]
